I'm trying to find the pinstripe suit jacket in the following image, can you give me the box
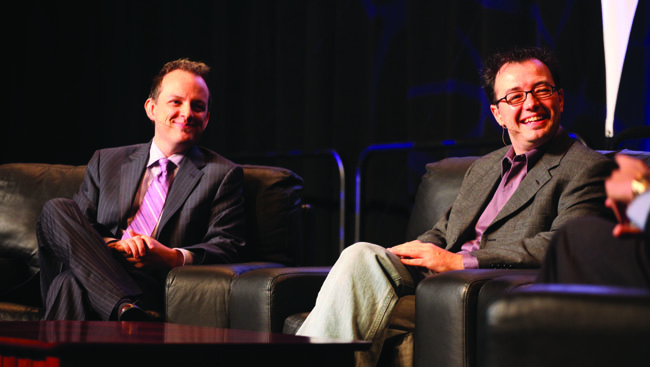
[73,142,245,265]
[417,131,615,269]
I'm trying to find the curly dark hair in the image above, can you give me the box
[480,46,561,105]
[149,58,212,108]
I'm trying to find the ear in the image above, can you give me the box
[144,98,156,121]
[557,88,564,113]
[490,104,504,126]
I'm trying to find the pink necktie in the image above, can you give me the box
[122,158,174,239]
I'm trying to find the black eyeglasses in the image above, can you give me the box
[495,84,558,106]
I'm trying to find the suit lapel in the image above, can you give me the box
[491,132,574,226]
[157,146,205,237]
[445,148,505,247]
[120,144,150,223]
[491,160,552,224]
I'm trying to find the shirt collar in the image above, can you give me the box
[148,141,185,168]
[501,125,564,175]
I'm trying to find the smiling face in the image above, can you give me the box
[490,59,564,155]
[145,69,210,156]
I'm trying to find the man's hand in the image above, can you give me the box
[107,230,181,270]
[604,155,648,237]
[606,155,648,206]
[388,240,464,273]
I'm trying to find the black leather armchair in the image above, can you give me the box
[409,157,539,367]
[165,164,306,326]
[0,163,85,320]
[222,155,541,367]
[0,162,304,322]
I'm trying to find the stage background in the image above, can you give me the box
[5,0,649,264]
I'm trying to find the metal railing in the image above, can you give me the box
[232,149,347,254]
[354,139,502,242]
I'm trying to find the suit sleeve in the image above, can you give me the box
[415,211,449,248]
[179,164,246,265]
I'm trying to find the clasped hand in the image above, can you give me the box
[388,240,464,273]
[605,155,647,237]
[107,230,178,270]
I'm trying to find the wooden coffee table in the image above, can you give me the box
[0,321,370,366]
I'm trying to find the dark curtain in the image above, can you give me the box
[5,0,649,264]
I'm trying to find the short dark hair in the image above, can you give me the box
[149,58,212,108]
[480,46,561,104]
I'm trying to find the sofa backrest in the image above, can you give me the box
[0,163,86,278]
[0,163,305,294]
[405,156,478,241]
[240,165,304,266]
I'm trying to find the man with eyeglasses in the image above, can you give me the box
[296,46,615,367]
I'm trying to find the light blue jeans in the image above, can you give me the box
[296,242,420,367]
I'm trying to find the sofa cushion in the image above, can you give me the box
[240,165,304,266]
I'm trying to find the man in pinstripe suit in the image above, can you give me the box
[36,59,245,321]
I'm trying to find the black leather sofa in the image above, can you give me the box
[0,164,86,320]
[0,162,305,321]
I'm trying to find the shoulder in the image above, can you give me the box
[91,143,149,162]
[560,141,614,173]
[193,146,239,170]
[539,131,613,173]
[564,140,608,161]
[85,143,149,171]
[190,146,243,183]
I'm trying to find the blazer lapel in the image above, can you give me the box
[491,160,552,224]
[119,144,150,223]
[491,132,573,225]
[157,146,206,237]
[445,148,504,247]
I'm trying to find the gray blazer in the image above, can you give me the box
[417,131,615,268]
[73,142,246,265]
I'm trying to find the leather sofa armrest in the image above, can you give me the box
[165,262,283,327]
[229,267,330,333]
[483,284,650,367]
[414,269,538,367]
[475,273,537,364]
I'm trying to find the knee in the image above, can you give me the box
[37,198,78,237]
[341,242,386,260]
[42,198,76,216]
[39,198,80,224]
[337,242,400,270]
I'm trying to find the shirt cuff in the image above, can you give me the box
[176,248,195,265]
[627,191,650,231]
[459,251,479,269]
